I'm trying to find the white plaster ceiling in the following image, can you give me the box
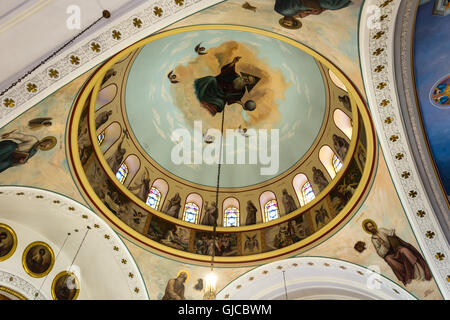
[0,186,148,300]
[0,0,146,90]
[217,257,416,300]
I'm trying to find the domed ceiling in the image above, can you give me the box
[125,28,327,187]
[67,25,377,265]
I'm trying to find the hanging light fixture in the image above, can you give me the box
[202,108,226,300]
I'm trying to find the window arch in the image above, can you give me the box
[98,122,121,154]
[150,179,169,211]
[115,155,140,187]
[183,193,203,224]
[183,202,200,224]
[95,84,117,111]
[319,145,340,179]
[146,187,161,210]
[97,131,105,145]
[293,173,316,207]
[264,200,280,222]
[223,197,240,227]
[260,191,279,222]
[333,154,343,173]
[224,207,240,227]
[301,182,315,205]
[115,162,129,184]
[333,109,352,139]
[328,69,348,92]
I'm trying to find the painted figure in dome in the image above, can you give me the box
[194,56,259,116]
[275,0,352,29]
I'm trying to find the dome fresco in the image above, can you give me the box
[125,28,327,187]
[66,25,377,265]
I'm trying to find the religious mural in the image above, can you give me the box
[413,0,450,199]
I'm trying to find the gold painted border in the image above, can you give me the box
[51,271,80,300]
[68,25,377,264]
[0,223,17,262]
[22,241,55,278]
[0,286,27,300]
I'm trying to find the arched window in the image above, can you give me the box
[333,109,352,139]
[328,69,348,92]
[95,84,117,111]
[151,179,169,211]
[319,145,339,179]
[301,182,315,206]
[115,162,129,184]
[222,197,240,227]
[97,131,105,145]
[293,173,316,207]
[146,187,161,210]
[224,207,239,227]
[183,202,200,224]
[98,122,121,154]
[264,200,279,222]
[333,155,343,173]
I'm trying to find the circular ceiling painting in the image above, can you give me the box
[125,28,326,188]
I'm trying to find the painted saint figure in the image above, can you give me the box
[129,168,151,202]
[363,220,432,286]
[333,134,349,161]
[162,272,188,300]
[194,56,259,116]
[95,110,113,129]
[0,130,57,173]
[163,193,182,218]
[202,201,218,226]
[282,189,298,214]
[312,166,329,192]
[245,200,258,225]
[275,0,351,28]
[106,135,126,173]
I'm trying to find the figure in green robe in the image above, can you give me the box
[194,56,258,116]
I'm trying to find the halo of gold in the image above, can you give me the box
[177,269,190,282]
[22,241,55,278]
[67,25,377,265]
[51,271,80,300]
[279,17,302,29]
[0,223,18,262]
[362,219,377,234]
[38,136,57,151]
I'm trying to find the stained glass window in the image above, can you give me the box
[332,154,343,173]
[224,207,239,227]
[115,162,129,184]
[146,187,161,210]
[264,200,279,222]
[301,182,315,206]
[97,131,105,145]
[183,202,199,224]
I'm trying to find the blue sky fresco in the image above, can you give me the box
[126,29,326,188]
[414,1,450,196]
